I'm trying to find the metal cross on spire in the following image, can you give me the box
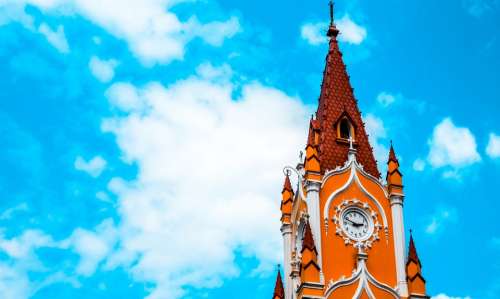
[329,0,334,26]
[327,0,339,38]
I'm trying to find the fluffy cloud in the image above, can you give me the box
[37,23,69,53]
[62,219,118,276]
[1,0,240,65]
[300,15,367,46]
[425,206,457,235]
[0,230,57,298]
[486,133,500,158]
[427,118,480,170]
[301,22,328,45]
[376,91,396,107]
[89,56,119,83]
[99,64,311,298]
[74,155,107,178]
[432,294,472,299]
[363,113,389,171]
[336,14,367,45]
[413,158,426,172]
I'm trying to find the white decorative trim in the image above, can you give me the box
[324,252,399,299]
[331,200,382,250]
[284,166,307,202]
[323,162,389,239]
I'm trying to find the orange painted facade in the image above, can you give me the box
[273,2,430,299]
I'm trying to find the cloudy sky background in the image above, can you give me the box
[0,0,499,298]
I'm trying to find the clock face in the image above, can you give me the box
[341,208,372,241]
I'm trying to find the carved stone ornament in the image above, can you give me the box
[332,199,382,250]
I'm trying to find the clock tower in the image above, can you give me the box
[273,2,430,299]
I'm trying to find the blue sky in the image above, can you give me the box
[0,0,499,298]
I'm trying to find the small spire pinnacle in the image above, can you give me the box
[273,268,285,299]
[408,231,420,265]
[302,222,316,252]
[327,0,339,38]
[282,171,292,193]
[388,141,398,163]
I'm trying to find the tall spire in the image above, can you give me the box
[314,0,380,177]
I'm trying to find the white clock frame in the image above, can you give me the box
[332,199,382,249]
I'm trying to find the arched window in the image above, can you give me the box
[339,118,351,139]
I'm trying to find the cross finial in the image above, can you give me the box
[348,136,354,150]
[329,0,334,26]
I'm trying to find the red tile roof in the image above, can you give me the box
[314,30,380,178]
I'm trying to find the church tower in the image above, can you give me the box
[273,2,430,298]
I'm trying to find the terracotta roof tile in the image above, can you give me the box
[314,34,380,178]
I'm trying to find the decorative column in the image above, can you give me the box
[281,223,293,298]
[387,144,409,297]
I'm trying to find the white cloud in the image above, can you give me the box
[363,113,389,171]
[486,133,500,158]
[300,15,366,46]
[425,207,457,235]
[300,22,327,45]
[100,64,311,298]
[0,203,29,220]
[1,0,240,65]
[89,56,119,83]
[413,158,426,172]
[432,294,472,299]
[0,229,57,299]
[63,219,118,276]
[38,23,69,53]
[337,14,367,45]
[376,91,396,107]
[463,0,497,17]
[105,82,144,112]
[427,118,480,171]
[74,155,107,178]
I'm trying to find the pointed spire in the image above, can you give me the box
[388,141,399,164]
[386,142,404,195]
[282,172,293,194]
[406,231,428,297]
[302,222,316,253]
[407,230,420,265]
[327,0,339,38]
[314,7,380,177]
[273,268,285,299]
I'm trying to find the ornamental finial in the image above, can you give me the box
[327,0,339,37]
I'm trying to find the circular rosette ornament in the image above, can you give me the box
[332,199,382,249]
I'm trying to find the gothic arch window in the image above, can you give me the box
[337,117,355,141]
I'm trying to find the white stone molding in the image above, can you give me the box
[324,251,399,299]
[322,162,389,240]
[389,194,409,297]
[281,223,293,299]
[331,200,382,250]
